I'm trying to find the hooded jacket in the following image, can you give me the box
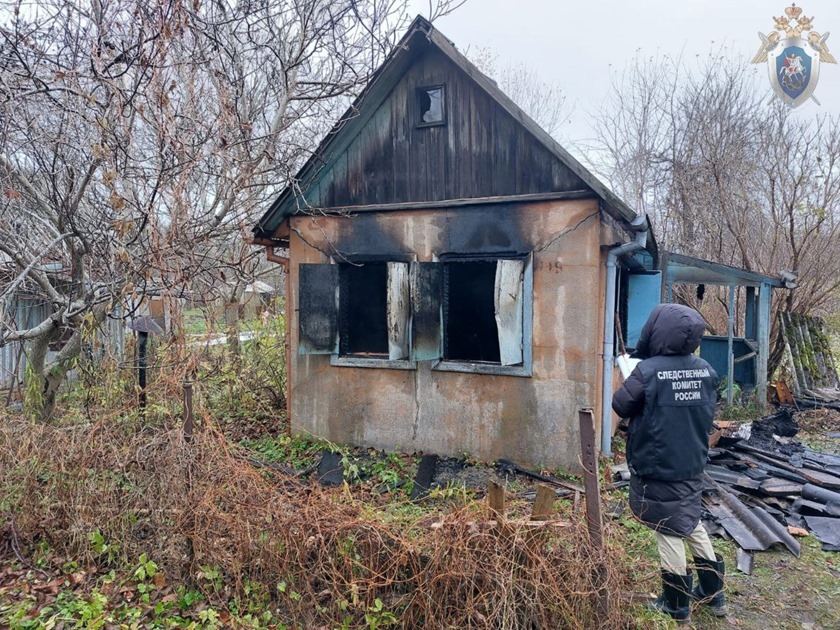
[612,304,719,536]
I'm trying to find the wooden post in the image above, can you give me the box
[488,479,505,516]
[137,331,148,411]
[579,407,610,624]
[531,484,556,521]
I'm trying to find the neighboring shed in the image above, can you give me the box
[659,252,787,405]
[0,291,51,394]
[252,16,661,470]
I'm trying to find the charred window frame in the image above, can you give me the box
[416,84,446,127]
[338,262,389,357]
[433,254,533,377]
[297,259,414,370]
[297,254,532,376]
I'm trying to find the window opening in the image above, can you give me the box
[340,262,388,356]
[443,261,501,363]
[417,85,445,126]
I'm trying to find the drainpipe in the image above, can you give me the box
[266,246,293,437]
[601,215,648,457]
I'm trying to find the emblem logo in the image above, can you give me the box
[751,4,836,108]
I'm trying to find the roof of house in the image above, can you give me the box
[253,15,646,243]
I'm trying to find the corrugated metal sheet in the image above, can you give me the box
[1,296,51,391]
[702,411,840,559]
[779,312,840,397]
[2,298,125,394]
[0,340,25,390]
[703,482,801,557]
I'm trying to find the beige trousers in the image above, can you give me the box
[655,522,716,574]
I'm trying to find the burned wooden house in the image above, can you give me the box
[252,16,663,470]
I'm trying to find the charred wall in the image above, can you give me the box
[302,46,589,210]
[287,199,606,471]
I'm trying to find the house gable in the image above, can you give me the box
[254,17,639,242]
[303,45,589,209]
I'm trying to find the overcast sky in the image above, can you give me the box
[410,0,840,150]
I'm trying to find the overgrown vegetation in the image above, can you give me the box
[0,415,639,628]
[2,313,839,628]
[1,312,641,628]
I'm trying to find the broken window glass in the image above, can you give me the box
[298,261,410,361]
[442,258,526,366]
[417,85,445,126]
[340,262,389,356]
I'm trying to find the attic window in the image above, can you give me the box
[417,85,445,126]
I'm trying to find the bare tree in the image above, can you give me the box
[592,51,840,366]
[593,55,840,291]
[469,47,571,140]
[0,0,174,417]
[2,0,465,419]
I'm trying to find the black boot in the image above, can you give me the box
[651,571,692,624]
[691,553,727,617]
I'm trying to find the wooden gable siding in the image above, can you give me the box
[304,47,588,209]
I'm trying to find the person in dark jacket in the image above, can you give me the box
[612,304,726,624]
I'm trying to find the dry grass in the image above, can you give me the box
[0,413,638,628]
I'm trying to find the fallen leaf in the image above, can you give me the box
[40,578,63,595]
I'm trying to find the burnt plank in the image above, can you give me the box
[410,263,442,361]
[410,453,438,500]
[298,264,339,354]
[390,71,410,204]
[450,70,471,199]
[317,451,345,487]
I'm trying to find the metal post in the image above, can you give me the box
[183,380,194,442]
[578,408,609,623]
[137,331,148,410]
[757,282,772,407]
[727,284,735,405]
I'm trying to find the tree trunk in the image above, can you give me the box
[27,304,109,422]
[25,329,72,423]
